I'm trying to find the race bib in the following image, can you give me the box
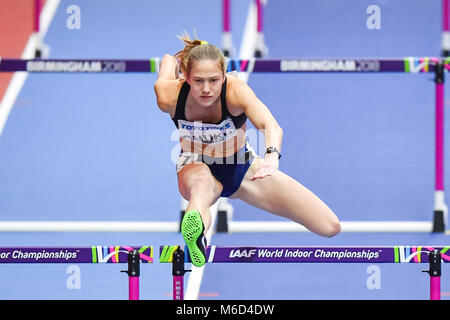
[177,118,237,145]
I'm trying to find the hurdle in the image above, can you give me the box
[222,0,233,57]
[0,56,448,233]
[221,0,267,57]
[160,245,447,300]
[0,246,153,300]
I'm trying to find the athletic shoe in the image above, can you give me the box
[181,209,207,267]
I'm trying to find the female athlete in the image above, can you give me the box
[154,34,341,266]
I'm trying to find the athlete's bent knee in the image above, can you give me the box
[189,173,222,198]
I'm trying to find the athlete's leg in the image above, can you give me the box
[177,162,223,266]
[177,162,223,231]
[231,158,340,237]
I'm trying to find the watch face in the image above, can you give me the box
[266,147,281,159]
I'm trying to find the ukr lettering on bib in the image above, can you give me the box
[177,119,237,145]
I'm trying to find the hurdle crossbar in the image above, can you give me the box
[0,246,152,300]
[0,57,449,73]
[160,245,448,264]
[0,56,446,232]
[160,245,445,300]
[0,220,435,233]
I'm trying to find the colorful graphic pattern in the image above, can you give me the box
[91,246,153,263]
[393,246,450,263]
[160,245,180,263]
[403,57,440,73]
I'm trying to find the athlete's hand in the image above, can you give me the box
[250,154,279,181]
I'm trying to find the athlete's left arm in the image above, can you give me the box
[229,79,283,180]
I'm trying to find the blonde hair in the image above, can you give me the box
[174,32,227,77]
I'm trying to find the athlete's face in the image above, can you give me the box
[187,59,225,108]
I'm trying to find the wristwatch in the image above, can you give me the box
[265,147,282,159]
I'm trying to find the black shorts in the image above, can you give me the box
[176,142,257,197]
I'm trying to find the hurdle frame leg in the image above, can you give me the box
[423,249,441,300]
[179,197,188,232]
[121,250,140,300]
[34,0,42,58]
[172,247,190,300]
[443,0,450,56]
[433,62,447,232]
[216,197,233,232]
[254,0,268,57]
[222,0,234,57]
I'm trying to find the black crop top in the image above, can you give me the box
[171,78,247,145]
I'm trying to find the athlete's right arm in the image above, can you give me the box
[154,54,180,114]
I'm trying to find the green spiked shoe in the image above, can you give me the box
[181,209,207,267]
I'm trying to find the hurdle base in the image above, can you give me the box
[216,210,228,233]
[178,210,185,232]
[34,49,42,59]
[432,210,445,233]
